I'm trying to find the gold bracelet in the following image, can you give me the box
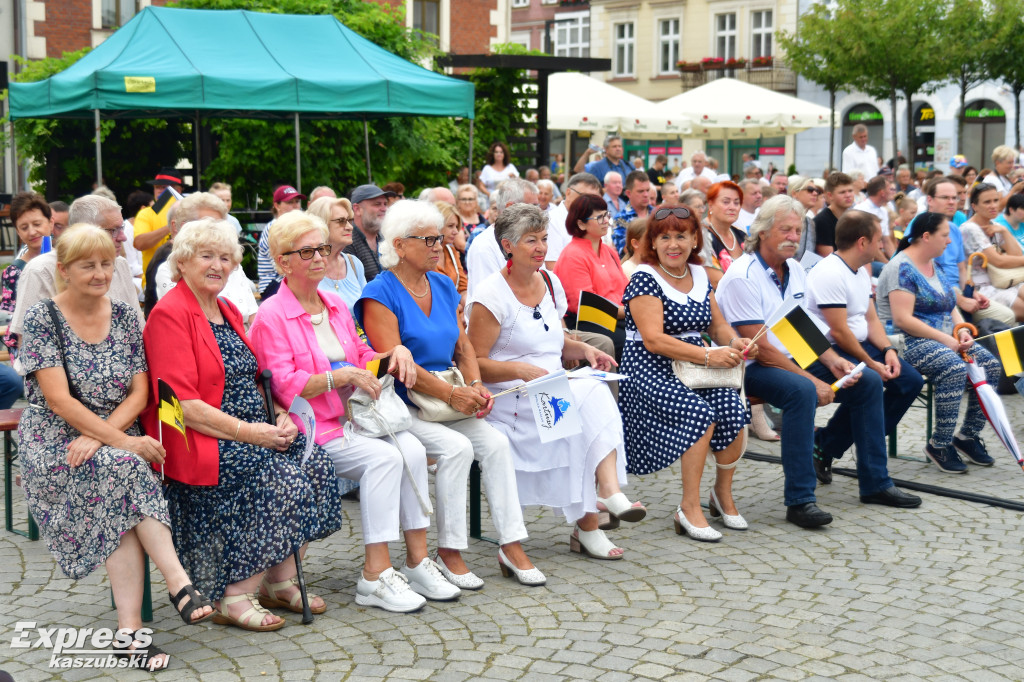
[234,420,242,440]
[446,384,456,405]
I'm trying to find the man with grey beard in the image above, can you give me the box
[345,184,395,281]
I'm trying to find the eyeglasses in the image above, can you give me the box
[330,217,350,226]
[653,206,693,220]
[406,235,442,247]
[101,225,126,239]
[589,212,611,223]
[283,244,332,259]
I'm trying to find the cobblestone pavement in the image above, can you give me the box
[2,391,1024,681]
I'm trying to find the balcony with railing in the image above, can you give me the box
[677,58,796,93]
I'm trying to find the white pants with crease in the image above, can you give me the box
[321,430,429,545]
[404,407,528,550]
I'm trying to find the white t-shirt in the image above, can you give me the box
[545,201,572,264]
[806,253,873,343]
[841,142,880,179]
[674,166,717,190]
[734,208,758,233]
[979,173,1013,196]
[155,262,258,320]
[479,164,519,194]
[466,225,506,299]
[717,252,829,360]
[852,199,890,236]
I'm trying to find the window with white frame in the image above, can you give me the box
[512,0,530,8]
[715,13,737,60]
[101,0,138,28]
[751,10,773,59]
[614,22,635,77]
[553,13,590,58]
[658,18,680,75]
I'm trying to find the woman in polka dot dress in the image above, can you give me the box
[620,206,757,542]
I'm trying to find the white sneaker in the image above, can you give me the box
[355,567,426,613]
[400,558,462,601]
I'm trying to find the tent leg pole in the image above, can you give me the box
[294,113,301,193]
[363,118,372,183]
[94,109,102,188]
[468,119,474,179]
[194,112,201,191]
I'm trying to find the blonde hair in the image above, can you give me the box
[306,196,353,226]
[55,224,116,292]
[992,145,1016,164]
[434,201,459,228]
[268,210,329,275]
[168,218,242,282]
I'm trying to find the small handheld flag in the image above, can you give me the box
[994,326,1024,376]
[157,378,187,481]
[766,299,832,369]
[576,291,618,333]
[363,357,391,379]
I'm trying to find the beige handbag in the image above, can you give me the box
[987,264,1024,289]
[671,360,743,389]
[407,366,474,422]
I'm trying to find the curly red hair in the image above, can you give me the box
[640,204,704,266]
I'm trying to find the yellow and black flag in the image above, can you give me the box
[363,357,391,380]
[767,299,832,369]
[994,326,1024,376]
[157,378,188,448]
[576,290,618,333]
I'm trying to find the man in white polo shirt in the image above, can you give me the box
[805,210,923,507]
[841,124,880,179]
[718,196,901,528]
[852,175,896,274]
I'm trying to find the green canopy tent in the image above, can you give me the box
[8,6,476,189]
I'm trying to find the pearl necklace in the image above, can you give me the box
[659,263,690,280]
[711,223,738,251]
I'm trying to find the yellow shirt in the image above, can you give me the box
[134,205,169,287]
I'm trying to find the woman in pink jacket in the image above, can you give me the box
[249,211,459,614]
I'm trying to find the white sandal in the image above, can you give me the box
[750,404,779,441]
[212,593,285,632]
[596,492,647,523]
[569,525,624,560]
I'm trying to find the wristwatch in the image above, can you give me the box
[881,345,899,357]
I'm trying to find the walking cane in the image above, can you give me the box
[259,369,315,625]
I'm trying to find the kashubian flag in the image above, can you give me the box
[994,326,1024,376]
[767,299,832,369]
[157,378,188,448]
[577,290,618,333]
[363,357,390,379]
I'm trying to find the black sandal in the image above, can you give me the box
[113,630,170,672]
[170,584,214,625]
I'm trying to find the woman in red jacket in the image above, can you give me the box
[143,218,342,632]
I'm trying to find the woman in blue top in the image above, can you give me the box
[876,212,1002,474]
[307,196,367,312]
[357,201,544,590]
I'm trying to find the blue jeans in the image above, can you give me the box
[745,364,820,507]
[0,364,22,409]
[822,342,924,456]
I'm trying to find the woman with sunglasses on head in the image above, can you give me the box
[553,193,629,360]
[306,196,366,312]
[358,200,542,590]
[789,177,824,266]
[467,204,641,561]
[620,204,756,542]
[250,210,452,613]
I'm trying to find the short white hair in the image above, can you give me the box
[169,218,242,282]
[745,195,805,253]
[603,171,622,184]
[379,199,443,269]
[536,179,555,192]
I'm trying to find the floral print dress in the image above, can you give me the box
[18,299,168,580]
[163,320,343,601]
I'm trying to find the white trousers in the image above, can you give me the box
[405,407,528,549]
[321,430,429,545]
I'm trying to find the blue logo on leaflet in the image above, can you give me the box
[548,396,571,423]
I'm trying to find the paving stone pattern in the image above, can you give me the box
[2,392,1024,680]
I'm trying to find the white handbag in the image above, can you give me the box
[671,359,744,389]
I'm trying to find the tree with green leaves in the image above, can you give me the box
[943,0,998,153]
[987,0,1024,149]
[778,3,860,171]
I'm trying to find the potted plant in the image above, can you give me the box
[701,57,725,70]
[725,57,747,68]
[752,55,774,68]
[677,60,701,73]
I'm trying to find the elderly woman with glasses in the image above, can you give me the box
[305,196,366,312]
[620,204,755,542]
[249,211,455,613]
[468,204,641,560]
[358,200,544,589]
[553,193,628,360]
